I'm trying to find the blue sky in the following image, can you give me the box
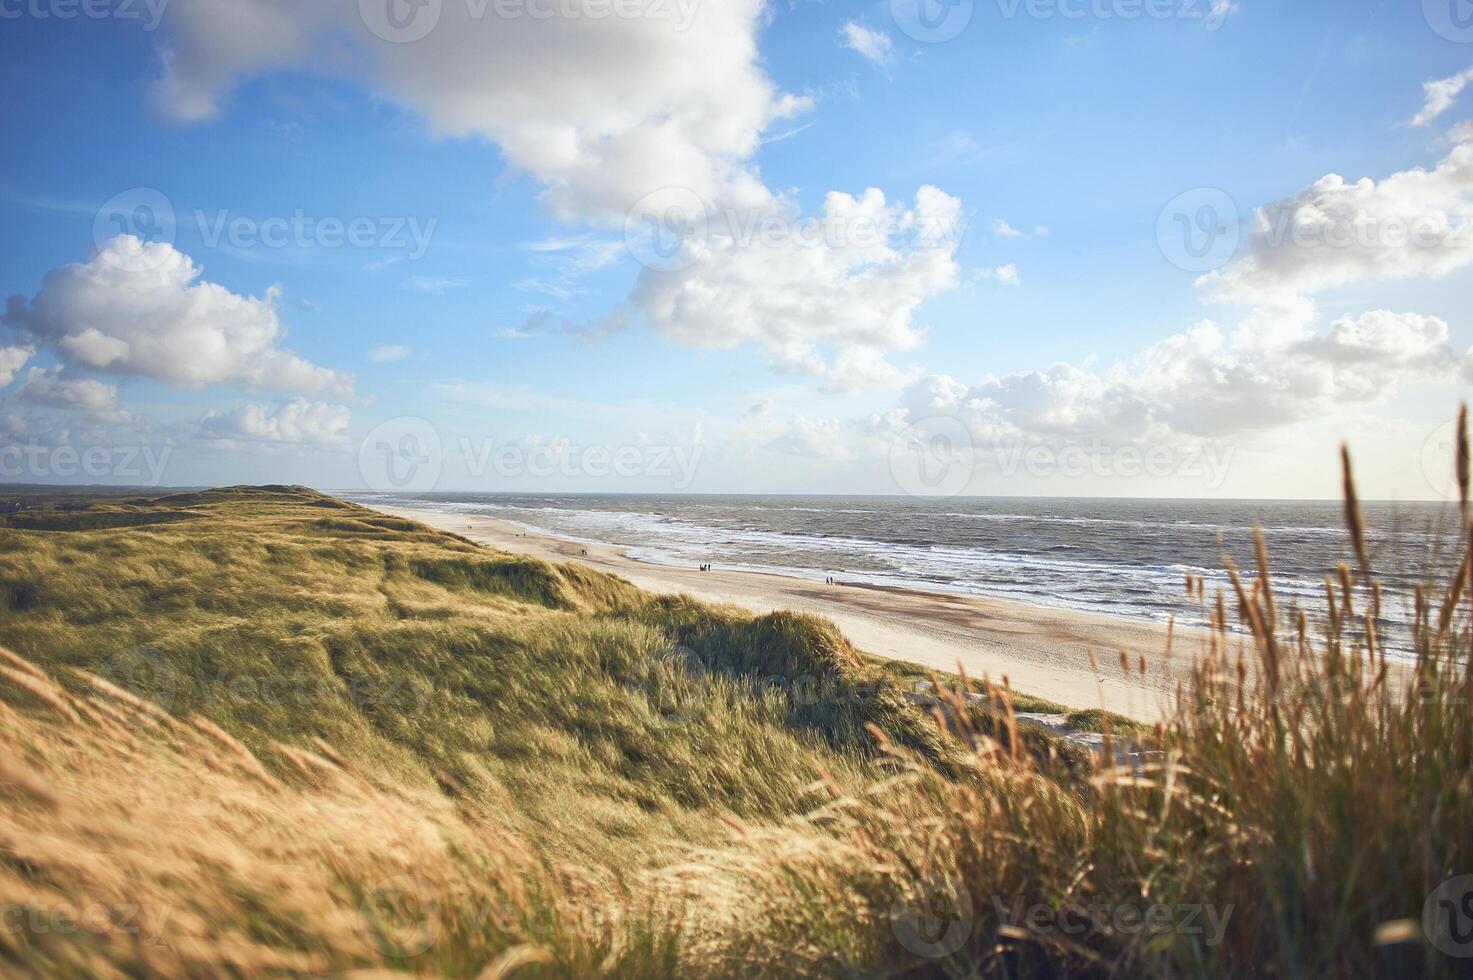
[1,0,1471,499]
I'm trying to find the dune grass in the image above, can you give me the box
[0,487,957,869]
[692,435,1473,979]
[0,423,1471,979]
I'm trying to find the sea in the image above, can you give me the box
[344,492,1464,656]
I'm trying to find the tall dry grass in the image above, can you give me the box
[2,435,1472,976]
[695,420,1473,978]
[0,646,684,977]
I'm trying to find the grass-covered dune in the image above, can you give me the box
[0,485,1004,975]
[0,476,1470,978]
[0,487,958,857]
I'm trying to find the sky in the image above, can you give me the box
[0,0,1471,500]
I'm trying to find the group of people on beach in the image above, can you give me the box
[698,564,712,572]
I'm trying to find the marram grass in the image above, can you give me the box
[0,434,1471,978]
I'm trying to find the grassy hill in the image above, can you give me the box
[0,482,1469,977]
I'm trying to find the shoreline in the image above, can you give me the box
[369,503,1228,722]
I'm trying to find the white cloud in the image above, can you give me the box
[910,303,1466,442]
[1411,67,1473,128]
[1199,143,1473,303]
[369,345,413,363]
[839,21,893,67]
[769,415,859,460]
[1451,120,1473,144]
[198,398,351,447]
[0,345,32,386]
[824,348,921,395]
[630,186,963,393]
[151,0,808,224]
[977,263,1021,286]
[994,219,1047,239]
[3,236,354,395]
[142,1,983,395]
[15,367,123,421]
[514,234,627,298]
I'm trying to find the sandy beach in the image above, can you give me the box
[371,504,1226,722]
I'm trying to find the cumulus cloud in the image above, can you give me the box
[3,236,353,395]
[908,304,1466,442]
[143,2,979,393]
[630,186,963,392]
[1411,67,1473,128]
[1199,144,1473,303]
[0,345,32,386]
[151,0,807,224]
[15,367,123,421]
[198,398,351,447]
[839,21,893,66]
